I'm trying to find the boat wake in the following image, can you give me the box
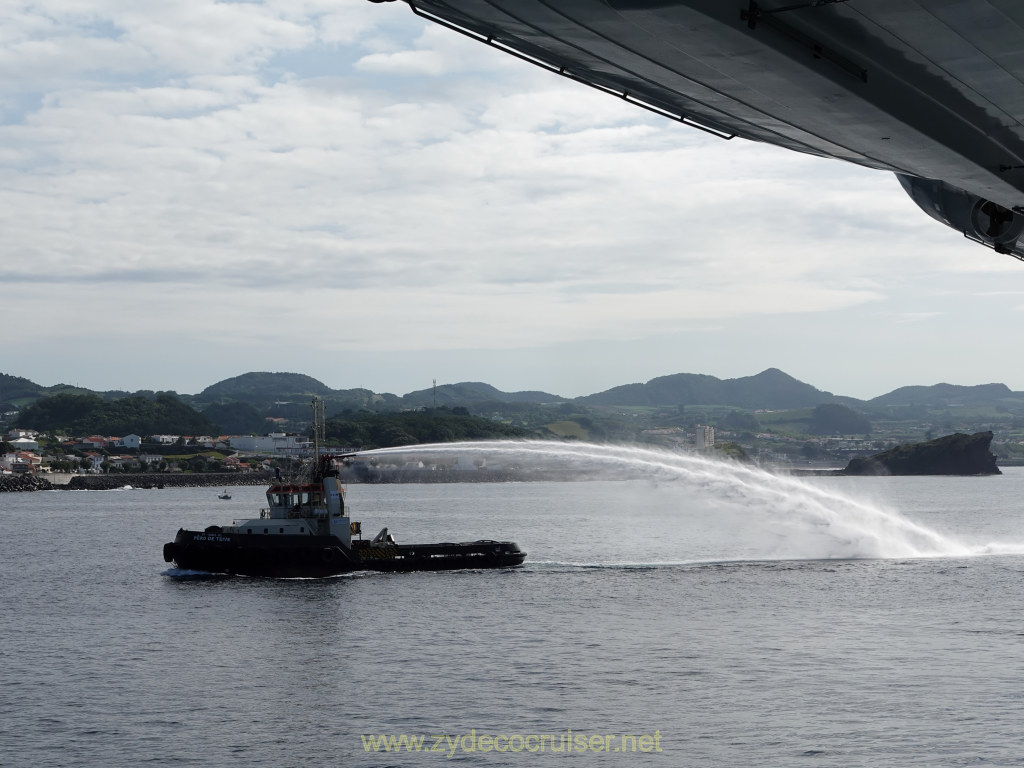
[529,559,876,572]
[362,440,1016,562]
[162,568,224,579]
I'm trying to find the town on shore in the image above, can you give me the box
[0,427,623,490]
[5,368,1024,489]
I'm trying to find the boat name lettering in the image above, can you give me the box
[194,534,231,542]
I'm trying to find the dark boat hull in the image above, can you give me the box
[163,528,526,578]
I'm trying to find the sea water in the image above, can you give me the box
[3,444,1024,767]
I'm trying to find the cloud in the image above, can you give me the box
[890,312,944,323]
[356,48,452,76]
[0,65,966,302]
[2,0,1021,396]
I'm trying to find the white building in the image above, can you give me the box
[115,434,142,450]
[695,425,715,450]
[228,433,310,456]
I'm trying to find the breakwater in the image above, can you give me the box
[0,475,55,492]
[65,472,273,491]
[0,472,272,492]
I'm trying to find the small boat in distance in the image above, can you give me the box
[162,400,526,578]
[218,490,231,500]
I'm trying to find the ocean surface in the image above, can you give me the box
[4,445,1024,767]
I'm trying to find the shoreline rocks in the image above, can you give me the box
[842,431,1000,476]
[65,472,273,491]
[0,472,273,492]
[0,475,55,492]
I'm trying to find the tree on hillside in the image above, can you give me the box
[14,393,104,432]
[0,372,47,404]
[322,407,529,449]
[808,403,871,436]
[202,401,268,434]
[14,392,216,435]
[720,410,761,432]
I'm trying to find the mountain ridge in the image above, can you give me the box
[577,368,834,410]
[5,369,1024,414]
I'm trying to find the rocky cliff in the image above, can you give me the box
[843,431,1000,476]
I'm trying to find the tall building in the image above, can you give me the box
[695,425,715,450]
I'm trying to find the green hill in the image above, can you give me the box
[323,408,530,449]
[14,393,217,435]
[0,373,46,409]
[198,372,334,401]
[868,382,1021,408]
[576,368,835,410]
[6,369,1024,448]
[194,372,401,418]
[400,381,565,407]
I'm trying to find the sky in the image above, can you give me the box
[3,0,1024,402]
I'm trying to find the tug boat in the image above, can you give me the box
[162,405,526,577]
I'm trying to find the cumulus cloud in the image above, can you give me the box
[356,48,452,76]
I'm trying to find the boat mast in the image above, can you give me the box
[311,396,325,461]
[311,396,331,535]
[310,396,329,488]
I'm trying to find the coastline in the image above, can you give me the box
[0,472,272,492]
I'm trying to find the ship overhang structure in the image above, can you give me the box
[376,0,1024,260]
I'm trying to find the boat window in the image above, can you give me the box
[247,528,252,534]
[264,528,268,534]
[280,528,284,533]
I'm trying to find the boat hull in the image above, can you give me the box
[163,528,526,578]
